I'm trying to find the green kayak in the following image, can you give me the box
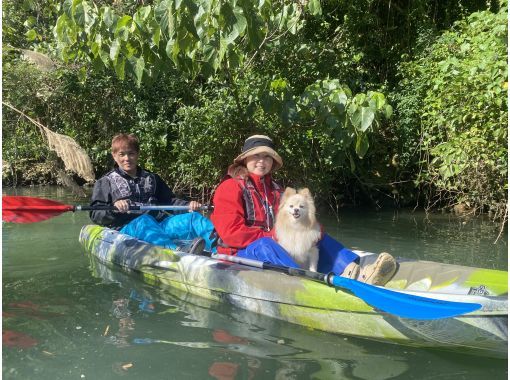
[79,225,508,358]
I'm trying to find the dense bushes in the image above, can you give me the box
[2,0,507,219]
[395,7,507,217]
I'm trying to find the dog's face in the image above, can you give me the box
[279,188,316,226]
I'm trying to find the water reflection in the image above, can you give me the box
[87,256,506,380]
[3,187,507,379]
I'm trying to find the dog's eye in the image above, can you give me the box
[299,205,304,208]
[289,204,293,208]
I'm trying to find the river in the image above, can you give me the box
[2,187,508,379]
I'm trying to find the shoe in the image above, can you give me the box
[188,237,206,255]
[359,252,397,286]
[341,262,360,279]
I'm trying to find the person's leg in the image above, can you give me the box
[159,212,216,250]
[237,238,301,268]
[120,214,177,248]
[317,234,397,285]
[317,234,359,275]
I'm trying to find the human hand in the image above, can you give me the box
[114,199,130,213]
[188,201,202,211]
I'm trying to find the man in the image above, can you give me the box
[90,133,214,253]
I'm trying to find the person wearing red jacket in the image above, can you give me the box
[211,134,398,285]
[211,135,284,256]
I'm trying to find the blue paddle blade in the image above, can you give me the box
[330,275,482,320]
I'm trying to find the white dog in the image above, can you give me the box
[275,187,322,272]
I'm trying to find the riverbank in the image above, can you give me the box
[3,159,58,187]
[1,160,494,220]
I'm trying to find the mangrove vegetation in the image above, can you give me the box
[2,0,507,222]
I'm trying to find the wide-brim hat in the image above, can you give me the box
[233,135,283,171]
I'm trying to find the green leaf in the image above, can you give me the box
[355,134,370,158]
[282,100,298,125]
[23,16,36,28]
[182,14,199,40]
[134,56,145,86]
[62,0,73,17]
[350,106,361,127]
[165,39,180,65]
[326,115,340,129]
[99,49,110,65]
[102,6,115,28]
[114,57,125,80]
[91,56,105,71]
[55,14,69,41]
[73,1,86,26]
[227,50,241,69]
[203,43,218,69]
[110,39,121,61]
[25,29,38,41]
[384,104,393,118]
[359,107,375,132]
[307,0,322,16]
[369,92,386,110]
[348,155,356,172]
[322,79,340,91]
[116,15,132,33]
[137,6,151,21]
[233,7,247,36]
[91,41,100,57]
[154,0,175,38]
[152,26,161,48]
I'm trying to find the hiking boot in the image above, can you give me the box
[341,262,360,279]
[359,252,397,286]
[188,237,206,255]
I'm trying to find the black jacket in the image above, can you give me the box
[89,167,188,229]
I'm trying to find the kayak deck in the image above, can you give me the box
[79,225,508,358]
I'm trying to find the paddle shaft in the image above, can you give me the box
[2,196,211,223]
[5,204,210,212]
[212,253,328,282]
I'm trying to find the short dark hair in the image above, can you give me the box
[111,133,140,153]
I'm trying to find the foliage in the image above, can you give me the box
[2,0,507,221]
[3,0,61,52]
[396,7,507,217]
[53,0,321,84]
[2,53,198,179]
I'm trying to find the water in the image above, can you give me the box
[3,187,508,379]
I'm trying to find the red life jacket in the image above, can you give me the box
[234,176,282,231]
[212,174,283,254]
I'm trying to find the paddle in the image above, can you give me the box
[204,254,482,320]
[2,196,209,224]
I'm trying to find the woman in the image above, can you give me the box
[211,135,284,256]
[211,134,397,285]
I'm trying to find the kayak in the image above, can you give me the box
[79,225,508,358]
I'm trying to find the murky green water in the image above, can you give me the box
[3,187,508,379]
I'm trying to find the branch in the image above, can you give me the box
[2,102,96,182]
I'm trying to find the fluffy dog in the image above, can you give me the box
[275,187,321,272]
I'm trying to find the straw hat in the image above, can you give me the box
[233,135,283,171]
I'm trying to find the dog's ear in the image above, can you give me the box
[298,188,313,198]
[299,188,317,222]
[282,187,297,199]
[280,187,296,206]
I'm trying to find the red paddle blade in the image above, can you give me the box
[2,196,74,223]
